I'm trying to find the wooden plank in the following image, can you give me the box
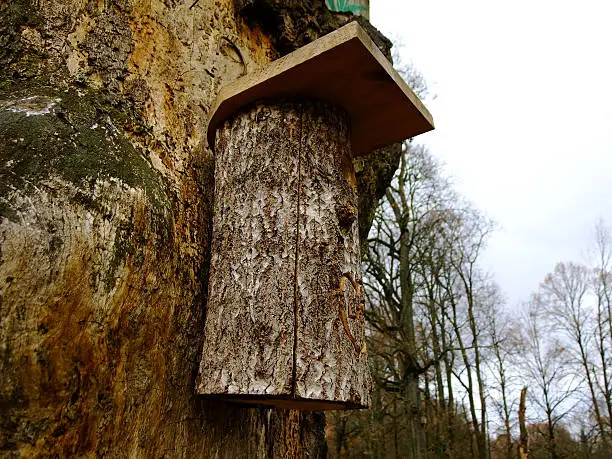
[207,21,434,156]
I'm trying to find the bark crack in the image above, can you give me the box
[291,103,303,397]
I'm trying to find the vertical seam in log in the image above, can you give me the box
[290,103,304,398]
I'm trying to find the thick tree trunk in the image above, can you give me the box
[1,0,396,456]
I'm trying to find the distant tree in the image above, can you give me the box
[438,206,495,459]
[518,298,580,459]
[360,142,497,459]
[484,300,520,459]
[540,261,609,446]
[590,220,612,441]
[364,143,454,459]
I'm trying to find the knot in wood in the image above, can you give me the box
[335,201,357,229]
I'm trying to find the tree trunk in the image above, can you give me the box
[448,292,483,459]
[496,345,512,459]
[440,301,456,456]
[518,387,529,459]
[463,274,489,459]
[0,0,397,456]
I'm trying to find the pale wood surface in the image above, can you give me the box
[207,22,434,157]
[197,100,370,409]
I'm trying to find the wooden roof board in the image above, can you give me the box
[206,21,434,156]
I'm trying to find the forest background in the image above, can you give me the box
[327,1,612,458]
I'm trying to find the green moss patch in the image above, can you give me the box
[0,85,169,219]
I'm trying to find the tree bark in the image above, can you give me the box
[197,101,300,403]
[198,100,370,409]
[296,101,369,406]
[0,0,395,456]
[518,387,528,459]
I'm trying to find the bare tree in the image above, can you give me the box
[365,143,453,459]
[484,296,519,459]
[434,204,495,459]
[362,142,498,459]
[591,221,612,440]
[541,261,609,445]
[518,298,580,459]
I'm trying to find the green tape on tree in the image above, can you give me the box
[326,0,369,19]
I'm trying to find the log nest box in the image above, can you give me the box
[196,22,434,410]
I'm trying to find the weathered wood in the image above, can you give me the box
[197,99,371,409]
[206,22,434,157]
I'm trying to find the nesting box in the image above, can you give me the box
[196,22,434,410]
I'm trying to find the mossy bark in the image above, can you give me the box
[0,0,399,456]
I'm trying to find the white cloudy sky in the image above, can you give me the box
[371,0,612,307]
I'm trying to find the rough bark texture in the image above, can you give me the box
[1,0,397,456]
[198,102,299,401]
[236,0,389,59]
[198,100,370,409]
[295,101,370,407]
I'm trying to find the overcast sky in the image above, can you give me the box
[371,0,612,307]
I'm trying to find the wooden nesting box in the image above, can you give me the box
[196,22,434,410]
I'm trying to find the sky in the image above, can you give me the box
[370,0,612,307]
